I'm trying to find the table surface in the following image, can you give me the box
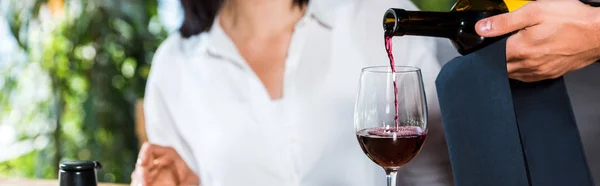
[0,178,128,186]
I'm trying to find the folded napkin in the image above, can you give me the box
[436,38,594,186]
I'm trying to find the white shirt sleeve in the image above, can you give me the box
[144,35,199,174]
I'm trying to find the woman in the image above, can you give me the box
[131,0,454,185]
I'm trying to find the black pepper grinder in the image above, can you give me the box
[59,160,102,186]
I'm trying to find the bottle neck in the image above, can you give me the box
[386,9,460,38]
[385,9,466,38]
[403,11,460,38]
[384,9,501,39]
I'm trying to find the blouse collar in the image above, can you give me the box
[201,3,329,69]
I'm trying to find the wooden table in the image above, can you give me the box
[0,178,128,186]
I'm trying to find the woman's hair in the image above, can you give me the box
[179,0,310,38]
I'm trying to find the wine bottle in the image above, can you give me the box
[384,0,599,55]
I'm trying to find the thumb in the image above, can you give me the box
[475,4,541,37]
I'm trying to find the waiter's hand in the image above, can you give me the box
[131,142,200,186]
[475,0,600,82]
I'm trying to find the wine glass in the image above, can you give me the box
[354,66,428,186]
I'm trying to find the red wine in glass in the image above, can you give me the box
[384,35,400,129]
[356,126,427,169]
[355,34,427,186]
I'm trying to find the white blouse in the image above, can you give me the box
[144,0,455,185]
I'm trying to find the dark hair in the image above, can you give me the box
[179,0,310,38]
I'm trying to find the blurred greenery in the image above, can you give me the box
[0,0,166,183]
[0,0,454,184]
[413,0,456,11]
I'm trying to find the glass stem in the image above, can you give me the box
[385,169,398,186]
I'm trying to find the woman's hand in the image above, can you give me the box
[475,0,600,82]
[130,142,200,186]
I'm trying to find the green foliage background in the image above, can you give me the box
[414,0,456,11]
[0,0,453,184]
[0,0,166,183]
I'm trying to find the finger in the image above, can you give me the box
[151,151,178,169]
[505,48,529,74]
[475,3,542,37]
[154,150,197,184]
[148,145,175,157]
[130,170,139,186]
[151,154,187,182]
[137,142,154,166]
[173,158,192,182]
[138,143,176,168]
[509,73,541,83]
[506,61,537,74]
[505,32,536,74]
[135,144,154,186]
[135,159,160,185]
[148,166,161,183]
[138,144,190,184]
[133,165,150,186]
[145,163,169,183]
[506,61,522,74]
[505,33,524,63]
[179,170,201,186]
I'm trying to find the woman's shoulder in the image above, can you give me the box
[153,32,208,64]
[148,31,209,86]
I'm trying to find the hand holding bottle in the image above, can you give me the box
[131,142,200,186]
[476,0,600,82]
